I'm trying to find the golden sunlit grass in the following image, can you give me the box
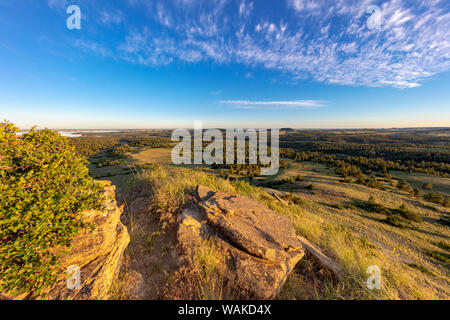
[131,148,173,165]
[192,240,225,300]
[129,163,449,300]
[271,162,450,300]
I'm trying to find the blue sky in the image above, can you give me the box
[0,0,449,129]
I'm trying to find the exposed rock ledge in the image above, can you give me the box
[177,185,305,299]
[47,180,129,300]
[4,180,130,300]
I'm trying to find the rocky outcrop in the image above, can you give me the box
[177,185,305,299]
[39,180,130,300]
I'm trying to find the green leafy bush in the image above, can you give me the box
[97,159,121,168]
[424,192,444,205]
[364,196,391,215]
[413,188,423,198]
[384,215,406,228]
[282,177,295,184]
[443,197,450,208]
[363,178,385,190]
[280,193,306,206]
[397,179,413,193]
[436,241,450,251]
[395,203,422,223]
[111,144,134,158]
[422,183,433,190]
[0,121,104,295]
[438,216,450,227]
[425,250,450,266]
[305,183,315,190]
[407,263,435,277]
[69,136,120,157]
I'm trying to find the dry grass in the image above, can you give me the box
[267,161,449,299]
[191,241,225,300]
[131,148,172,165]
[121,162,449,300]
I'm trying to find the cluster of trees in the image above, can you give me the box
[424,192,450,207]
[280,129,449,147]
[279,129,450,177]
[111,144,134,157]
[69,136,120,157]
[281,141,449,164]
[126,136,172,148]
[280,148,449,177]
[215,163,263,180]
[279,147,449,206]
[396,180,449,207]
[94,144,138,168]
[70,134,172,159]
[364,196,422,227]
[335,161,364,178]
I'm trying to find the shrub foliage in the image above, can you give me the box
[0,121,104,295]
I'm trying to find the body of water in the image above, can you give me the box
[16,130,120,137]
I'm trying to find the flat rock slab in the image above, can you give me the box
[177,185,304,299]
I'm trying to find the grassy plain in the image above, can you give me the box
[77,130,449,300]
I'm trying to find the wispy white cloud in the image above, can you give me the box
[156,3,171,27]
[47,0,68,11]
[99,9,124,27]
[239,1,253,17]
[74,40,112,58]
[289,0,320,12]
[218,99,326,109]
[63,0,450,89]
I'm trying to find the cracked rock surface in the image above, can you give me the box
[177,185,305,299]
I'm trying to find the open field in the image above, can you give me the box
[394,171,450,195]
[131,148,173,165]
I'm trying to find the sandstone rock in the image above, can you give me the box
[196,185,215,202]
[177,185,305,299]
[42,181,130,300]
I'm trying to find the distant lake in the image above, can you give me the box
[59,132,82,137]
[16,130,120,137]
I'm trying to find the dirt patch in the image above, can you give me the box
[112,195,182,299]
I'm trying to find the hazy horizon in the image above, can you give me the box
[15,125,450,131]
[1,1,450,129]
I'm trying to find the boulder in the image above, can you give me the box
[43,180,130,300]
[177,185,305,299]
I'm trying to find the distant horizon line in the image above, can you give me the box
[16,126,450,131]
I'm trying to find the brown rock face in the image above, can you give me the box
[44,181,130,300]
[177,185,305,299]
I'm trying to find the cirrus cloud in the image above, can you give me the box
[56,0,450,89]
[218,99,326,110]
